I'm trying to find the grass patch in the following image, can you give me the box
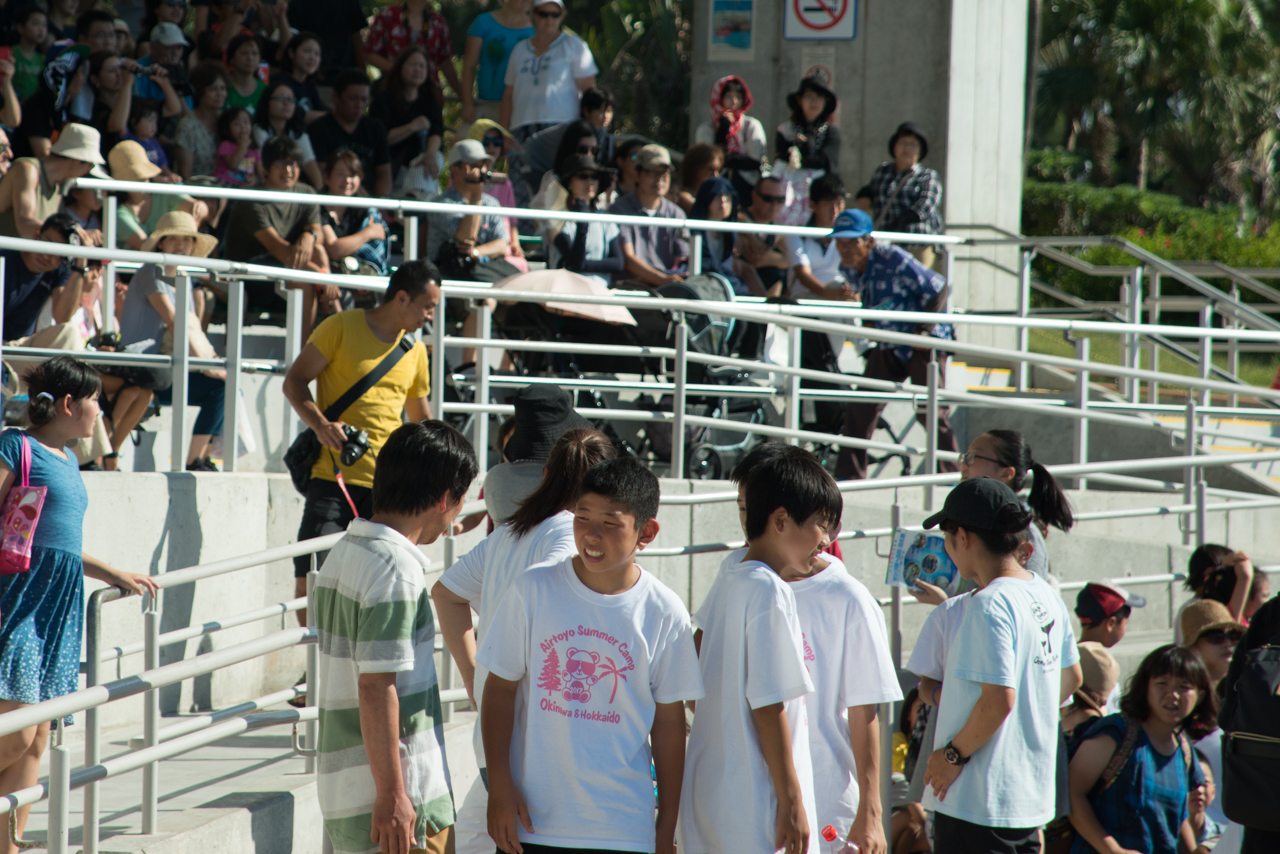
[1027,328,1279,387]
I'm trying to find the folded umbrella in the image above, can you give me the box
[494,268,637,326]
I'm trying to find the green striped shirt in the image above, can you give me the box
[314,519,454,854]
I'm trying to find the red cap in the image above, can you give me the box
[821,826,839,843]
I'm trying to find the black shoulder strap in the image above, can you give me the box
[321,334,416,423]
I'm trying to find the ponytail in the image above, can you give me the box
[983,429,1074,533]
[24,355,101,428]
[507,428,616,537]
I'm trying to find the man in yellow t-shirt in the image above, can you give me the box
[283,260,440,618]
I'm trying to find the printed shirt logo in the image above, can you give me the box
[1030,600,1060,667]
[536,626,636,724]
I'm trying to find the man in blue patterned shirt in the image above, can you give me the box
[827,209,960,480]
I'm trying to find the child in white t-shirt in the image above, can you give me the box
[680,446,843,854]
[479,457,704,854]
[727,443,903,850]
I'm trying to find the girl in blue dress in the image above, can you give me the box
[0,355,158,847]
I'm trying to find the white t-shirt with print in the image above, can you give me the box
[905,590,977,682]
[924,574,1080,829]
[790,556,903,838]
[679,555,818,854]
[504,33,598,129]
[439,511,576,766]
[477,556,703,852]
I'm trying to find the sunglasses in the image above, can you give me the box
[756,191,785,204]
[1199,628,1244,645]
[576,143,598,154]
[482,135,504,147]
[534,8,563,18]
[961,452,1002,466]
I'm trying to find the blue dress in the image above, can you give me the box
[0,429,88,713]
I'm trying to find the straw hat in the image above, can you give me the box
[1179,599,1247,647]
[108,140,162,182]
[1073,641,1121,713]
[140,211,217,257]
[49,123,109,177]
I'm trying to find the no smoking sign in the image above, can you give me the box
[784,0,856,40]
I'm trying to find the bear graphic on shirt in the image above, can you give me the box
[537,629,637,707]
[563,648,600,702]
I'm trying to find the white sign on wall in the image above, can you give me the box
[784,0,856,40]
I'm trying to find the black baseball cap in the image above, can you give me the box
[922,477,1029,533]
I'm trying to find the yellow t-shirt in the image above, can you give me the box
[307,310,431,488]
[892,731,908,774]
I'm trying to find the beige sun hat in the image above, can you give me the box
[108,140,162,182]
[49,123,109,177]
[1179,599,1247,648]
[1073,641,1121,713]
[140,211,217,258]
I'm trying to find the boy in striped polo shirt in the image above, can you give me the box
[314,421,479,854]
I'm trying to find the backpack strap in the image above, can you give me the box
[1096,717,1143,795]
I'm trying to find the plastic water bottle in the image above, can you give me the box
[819,825,860,854]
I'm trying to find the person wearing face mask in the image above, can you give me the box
[855,122,944,268]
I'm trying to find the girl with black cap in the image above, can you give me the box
[548,154,623,286]
[776,73,840,173]
[854,121,944,267]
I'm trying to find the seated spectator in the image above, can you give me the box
[612,135,645,196]
[364,0,462,105]
[426,139,511,280]
[86,50,144,155]
[221,136,335,339]
[460,0,532,125]
[119,211,225,471]
[109,140,206,248]
[776,73,840,173]
[306,70,392,199]
[369,46,444,193]
[608,144,688,286]
[694,75,766,168]
[466,120,524,259]
[689,176,752,295]
[213,105,261,187]
[2,213,94,348]
[1061,641,1121,736]
[11,6,48,104]
[67,10,119,119]
[0,123,108,239]
[223,33,266,113]
[13,45,89,159]
[855,122,943,267]
[320,151,389,277]
[112,18,136,59]
[530,118,598,211]
[675,142,723,214]
[273,32,326,122]
[549,155,622,288]
[174,61,228,180]
[132,24,192,115]
[43,0,77,45]
[283,0,368,89]
[123,100,176,180]
[62,186,103,241]
[137,0,194,60]
[196,0,288,64]
[580,86,615,167]
[252,81,322,187]
[782,173,850,300]
[733,174,789,295]
[500,0,596,143]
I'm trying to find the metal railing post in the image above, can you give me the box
[83,589,119,854]
[690,234,702,276]
[282,287,304,444]
[1073,337,1090,490]
[141,602,161,833]
[305,569,319,775]
[1183,397,1197,547]
[1198,305,1213,447]
[672,321,688,477]
[474,302,491,478]
[222,279,243,472]
[103,194,118,333]
[924,360,939,511]
[1129,266,1144,405]
[170,275,191,472]
[1195,478,1208,547]
[405,216,418,262]
[47,733,69,854]
[1118,277,1131,401]
[1227,285,1240,409]
[1015,249,1032,392]
[787,325,802,444]
[1146,271,1161,404]
[430,307,445,420]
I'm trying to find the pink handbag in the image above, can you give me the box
[0,432,46,575]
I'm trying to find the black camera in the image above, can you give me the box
[340,424,370,467]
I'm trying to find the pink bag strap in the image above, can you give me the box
[18,433,31,488]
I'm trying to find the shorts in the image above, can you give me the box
[293,477,373,577]
[415,824,455,854]
[932,812,1039,854]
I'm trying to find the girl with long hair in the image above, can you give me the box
[251,80,321,187]
[369,45,443,190]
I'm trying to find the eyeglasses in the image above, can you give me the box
[534,9,563,18]
[961,452,1002,466]
[1200,629,1244,645]
[576,144,598,155]
[270,95,296,103]
[482,135,504,148]
[756,192,785,204]
[573,172,598,182]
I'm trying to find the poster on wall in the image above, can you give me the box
[709,0,755,61]
[784,0,856,40]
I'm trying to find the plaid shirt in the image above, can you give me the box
[365,4,453,83]
[841,244,954,365]
[864,161,944,236]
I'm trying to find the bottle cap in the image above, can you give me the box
[820,826,838,843]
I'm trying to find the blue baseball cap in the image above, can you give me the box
[829,209,873,239]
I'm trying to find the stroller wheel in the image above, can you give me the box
[687,443,723,480]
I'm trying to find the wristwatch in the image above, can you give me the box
[943,741,970,766]
[71,265,89,276]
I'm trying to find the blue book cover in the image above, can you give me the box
[884,528,960,593]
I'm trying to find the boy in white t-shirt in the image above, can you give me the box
[727,443,903,852]
[479,457,704,854]
[680,446,842,854]
[919,478,1082,854]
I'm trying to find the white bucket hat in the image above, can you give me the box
[49,124,109,178]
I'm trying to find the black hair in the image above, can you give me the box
[88,49,119,80]
[16,5,46,28]
[215,105,253,145]
[333,68,371,96]
[190,60,229,105]
[614,137,646,166]
[899,686,920,737]
[509,428,616,537]
[25,355,102,427]
[809,173,845,204]
[39,211,81,241]
[496,415,517,453]
[938,496,1034,556]
[260,134,302,170]
[1187,543,1233,594]
[225,33,259,66]
[580,86,614,115]
[553,119,600,178]
[1119,643,1218,740]
[384,259,440,304]
[254,81,306,138]
[280,31,321,77]
[579,456,660,525]
[981,430,1074,532]
[1202,564,1244,609]
[743,445,842,541]
[77,9,116,38]
[372,421,477,515]
[729,440,789,486]
[128,98,161,129]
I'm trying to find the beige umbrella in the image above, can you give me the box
[494,268,637,326]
